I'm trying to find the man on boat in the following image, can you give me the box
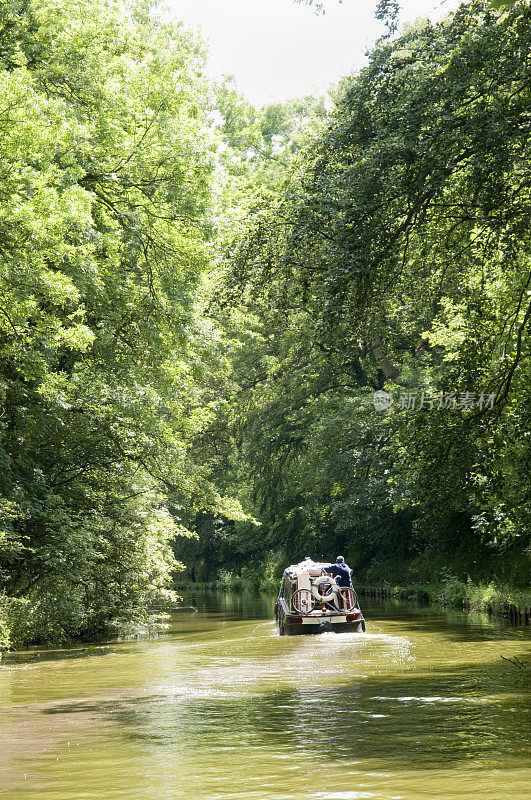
[325,556,353,588]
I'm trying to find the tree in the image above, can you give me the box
[0,0,239,645]
[221,0,531,586]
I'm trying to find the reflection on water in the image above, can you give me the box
[1,595,529,800]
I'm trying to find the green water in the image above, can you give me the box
[1,594,529,800]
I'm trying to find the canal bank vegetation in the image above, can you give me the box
[175,0,530,618]
[1,0,529,649]
[359,579,531,622]
[0,0,248,649]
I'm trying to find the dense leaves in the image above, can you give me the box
[1,0,529,644]
[213,0,530,588]
[0,0,237,645]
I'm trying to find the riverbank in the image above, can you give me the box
[2,575,528,655]
[175,574,531,625]
[358,579,531,625]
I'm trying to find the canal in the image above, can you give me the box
[1,594,529,800]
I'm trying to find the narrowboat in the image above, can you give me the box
[275,557,366,635]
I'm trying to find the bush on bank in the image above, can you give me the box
[359,577,531,618]
[174,558,282,595]
[173,566,530,624]
[433,578,531,615]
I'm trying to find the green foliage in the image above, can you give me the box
[0,598,13,651]
[434,577,470,608]
[1,0,529,646]
[465,582,531,613]
[489,1,517,9]
[433,576,531,613]
[218,0,531,590]
[0,0,242,646]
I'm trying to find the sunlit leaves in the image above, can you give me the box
[0,0,226,644]
[220,0,531,585]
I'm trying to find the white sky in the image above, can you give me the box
[165,0,464,105]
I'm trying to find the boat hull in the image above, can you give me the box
[283,618,365,635]
[276,599,366,635]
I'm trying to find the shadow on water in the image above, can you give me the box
[1,593,270,666]
[178,590,275,619]
[360,599,531,643]
[3,594,526,666]
[40,657,530,771]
